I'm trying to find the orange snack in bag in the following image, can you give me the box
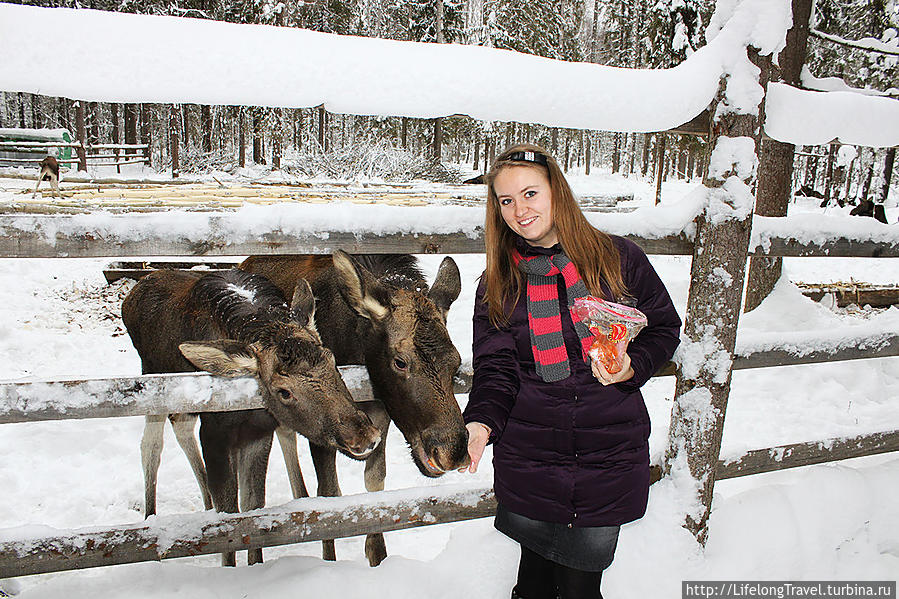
[574,298,648,375]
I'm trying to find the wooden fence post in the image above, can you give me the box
[664,35,777,544]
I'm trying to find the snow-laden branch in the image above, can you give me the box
[810,28,899,57]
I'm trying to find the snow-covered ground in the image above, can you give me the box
[0,166,897,598]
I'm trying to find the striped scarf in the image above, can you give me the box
[513,249,594,382]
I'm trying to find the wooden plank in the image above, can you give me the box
[4,336,897,424]
[0,484,496,578]
[716,429,899,479]
[797,283,899,308]
[756,237,899,258]
[0,367,374,424]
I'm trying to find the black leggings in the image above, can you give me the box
[513,545,604,599]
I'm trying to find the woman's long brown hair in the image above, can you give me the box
[483,143,627,327]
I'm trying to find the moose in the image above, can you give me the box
[239,250,470,566]
[122,268,381,566]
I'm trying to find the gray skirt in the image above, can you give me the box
[494,503,620,572]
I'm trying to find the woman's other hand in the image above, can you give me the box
[591,352,634,386]
[459,422,491,473]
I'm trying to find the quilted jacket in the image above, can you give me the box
[463,235,681,527]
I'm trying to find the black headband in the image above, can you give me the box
[507,151,548,166]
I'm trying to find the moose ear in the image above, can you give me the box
[179,340,258,377]
[428,256,461,321]
[332,250,389,321]
[289,278,317,331]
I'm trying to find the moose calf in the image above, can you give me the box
[122,268,380,566]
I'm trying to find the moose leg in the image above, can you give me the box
[359,403,391,567]
[309,442,341,561]
[200,418,239,567]
[238,432,274,566]
[169,413,213,510]
[275,426,309,499]
[141,415,166,517]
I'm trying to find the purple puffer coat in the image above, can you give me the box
[463,235,681,527]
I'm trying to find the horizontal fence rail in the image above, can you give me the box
[3,334,898,424]
[0,216,896,258]
[0,483,497,578]
[3,423,896,578]
[717,429,899,479]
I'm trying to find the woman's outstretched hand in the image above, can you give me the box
[591,352,634,386]
[459,422,491,473]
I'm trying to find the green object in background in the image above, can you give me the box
[0,127,74,166]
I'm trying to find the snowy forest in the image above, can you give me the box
[1,0,898,197]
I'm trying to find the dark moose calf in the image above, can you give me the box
[122,268,380,566]
[240,250,470,565]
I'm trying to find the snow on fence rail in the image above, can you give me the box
[2,427,897,579]
[5,331,899,425]
[0,484,497,579]
[0,211,897,258]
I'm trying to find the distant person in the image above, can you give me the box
[460,144,682,599]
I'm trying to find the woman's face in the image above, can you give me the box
[494,165,558,248]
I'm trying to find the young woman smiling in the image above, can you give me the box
[460,144,682,599]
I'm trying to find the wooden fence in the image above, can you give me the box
[2,0,899,581]
[0,223,896,578]
[0,140,149,171]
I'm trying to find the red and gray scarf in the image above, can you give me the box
[513,249,594,382]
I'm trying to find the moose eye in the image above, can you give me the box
[277,388,292,402]
[394,358,408,371]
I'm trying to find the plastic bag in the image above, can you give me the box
[572,296,647,374]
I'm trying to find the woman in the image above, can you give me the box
[461,144,681,599]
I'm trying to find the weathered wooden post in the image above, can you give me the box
[663,0,791,544]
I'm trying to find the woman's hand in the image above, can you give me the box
[459,422,491,474]
[591,352,634,386]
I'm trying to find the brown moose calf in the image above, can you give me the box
[122,268,380,566]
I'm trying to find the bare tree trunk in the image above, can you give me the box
[641,134,651,176]
[181,105,191,150]
[272,108,282,169]
[472,131,481,171]
[611,133,621,174]
[111,103,121,174]
[201,105,213,154]
[17,93,26,128]
[238,107,246,168]
[585,132,592,176]
[877,147,896,203]
[843,155,855,200]
[124,103,138,146]
[140,104,151,167]
[74,101,87,172]
[87,102,100,146]
[824,144,837,204]
[318,106,327,152]
[31,94,39,128]
[550,128,558,155]
[745,0,813,312]
[253,108,264,164]
[170,104,180,179]
[654,134,666,205]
